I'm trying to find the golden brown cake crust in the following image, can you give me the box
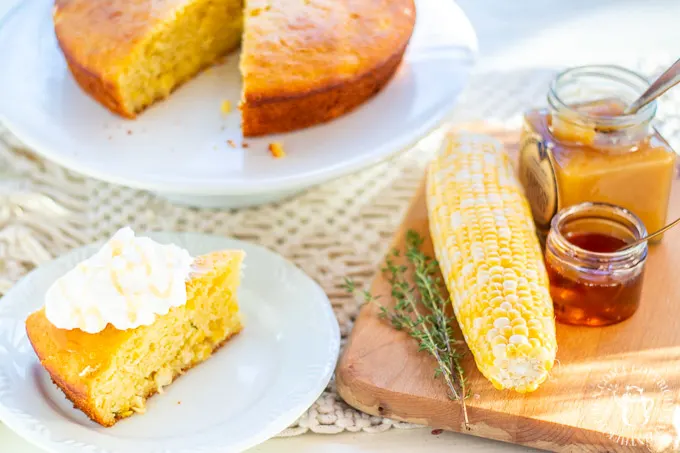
[26,307,125,426]
[26,320,240,428]
[63,57,133,118]
[53,0,188,67]
[240,0,416,136]
[53,0,171,118]
[53,0,219,118]
[241,44,407,137]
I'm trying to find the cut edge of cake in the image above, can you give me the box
[54,0,244,118]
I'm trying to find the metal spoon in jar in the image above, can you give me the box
[615,59,680,250]
[618,216,680,251]
[624,58,680,114]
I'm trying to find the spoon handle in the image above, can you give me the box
[624,58,680,114]
[620,215,680,251]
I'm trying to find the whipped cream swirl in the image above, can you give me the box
[45,227,194,334]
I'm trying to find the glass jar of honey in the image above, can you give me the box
[519,65,677,242]
[545,202,648,327]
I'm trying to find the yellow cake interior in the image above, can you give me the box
[25,250,244,427]
[119,0,244,114]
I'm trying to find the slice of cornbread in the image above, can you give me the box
[53,0,244,118]
[25,250,244,427]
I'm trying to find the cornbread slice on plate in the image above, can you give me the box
[0,231,340,452]
[25,250,244,427]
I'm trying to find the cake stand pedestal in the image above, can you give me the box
[157,188,304,209]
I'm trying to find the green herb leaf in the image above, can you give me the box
[345,231,470,430]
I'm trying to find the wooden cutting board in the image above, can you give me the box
[336,126,680,452]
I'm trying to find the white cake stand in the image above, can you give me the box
[0,0,476,208]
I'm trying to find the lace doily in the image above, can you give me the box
[2,56,679,437]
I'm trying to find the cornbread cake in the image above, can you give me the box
[25,229,244,427]
[239,0,416,136]
[53,0,244,118]
[53,0,416,136]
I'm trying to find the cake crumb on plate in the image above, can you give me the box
[268,142,285,159]
[221,100,232,114]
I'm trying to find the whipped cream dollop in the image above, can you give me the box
[45,227,195,334]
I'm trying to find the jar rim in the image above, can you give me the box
[548,65,657,128]
[549,202,648,265]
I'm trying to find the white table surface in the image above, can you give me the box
[1,0,679,451]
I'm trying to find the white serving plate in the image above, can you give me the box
[0,0,476,208]
[0,232,340,453]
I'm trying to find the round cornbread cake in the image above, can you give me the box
[239,0,416,137]
[53,0,416,137]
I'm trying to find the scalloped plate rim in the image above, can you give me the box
[0,231,341,453]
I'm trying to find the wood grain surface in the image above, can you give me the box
[336,127,680,453]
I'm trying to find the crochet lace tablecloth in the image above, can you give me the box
[2,56,679,437]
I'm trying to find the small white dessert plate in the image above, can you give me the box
[0,0,476,208]
[0,232,340,453]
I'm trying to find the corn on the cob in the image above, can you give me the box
[426,132,556,393]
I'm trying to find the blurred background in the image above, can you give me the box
[458,0,678,70]
[2,0,679,66]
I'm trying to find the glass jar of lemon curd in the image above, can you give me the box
[519,65,677,242]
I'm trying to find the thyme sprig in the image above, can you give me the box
[344,230,470,429]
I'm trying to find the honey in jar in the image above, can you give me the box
[545,202,648,327]
[519,65,676,242]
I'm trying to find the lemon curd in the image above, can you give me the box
[519,66,676,241]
